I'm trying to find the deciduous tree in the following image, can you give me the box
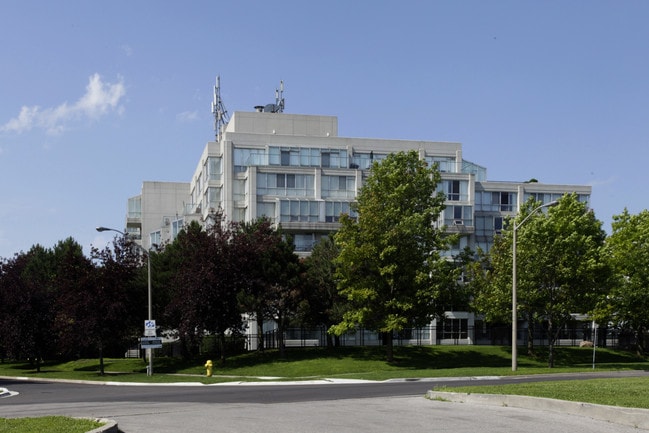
[330,150,450,362]
[601,209,649,355]
[473,194,608,367]
[0,245,57,371]
[302,237,344,347]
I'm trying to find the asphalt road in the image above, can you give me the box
[1,371,648,433]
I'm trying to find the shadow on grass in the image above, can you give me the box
[199,345,647,372]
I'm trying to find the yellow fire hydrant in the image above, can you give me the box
[204,360,213,377]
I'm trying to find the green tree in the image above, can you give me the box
[601,209,649,355]
[302,237,344,347]
[236,218,302,357]
[89,236,143,374]
[0,245,57,371]
[51,238,96,359]
[330,150,450,362]
[165,221,245,362]
[475,194,608,367]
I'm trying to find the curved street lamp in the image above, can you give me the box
[511,200,558,371]
[96,226,156,376]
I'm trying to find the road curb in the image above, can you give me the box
[426,391,649,430]
[82,418,119,433]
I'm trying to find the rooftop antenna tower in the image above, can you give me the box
[254,80,285,113]
[275,80,285,113]
[211,75,229,141]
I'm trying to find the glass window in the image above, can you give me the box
[321,152,331,168]
[325,201,356,222]
[437,318,468,340]
[427,156,456,173]
[322,175,355,198]
[150,231,161,246]
[207,157,222,180]
[448,180,460,201]
[445,205,473,226]
[286,174,296,188]
[233,179,246,201]
[281,150,290,166]
[278,200,320,222]
[127,196,141,219]
[294,233,316,252]
[206,187,221,207]
[172,219,184,240]
[257,201,276,219]
[232,207,246,222]
[234,148,267,172]
[494,216,503,233]
[258,173,314,197]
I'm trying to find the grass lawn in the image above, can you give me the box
[1,345,646,383]
[0,416,104,433]
[438,376,649,409]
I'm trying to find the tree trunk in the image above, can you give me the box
[218,332,226,366]
[277,314,286,359]
[385,332,394,362]
[635,328,646,356]
[547,319,554,368]
[526,315,535,357]
[256,310,264,352]
[99,345,105,376]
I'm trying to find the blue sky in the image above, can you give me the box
[1,1,648,258]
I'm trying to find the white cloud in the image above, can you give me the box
[176,110,199,122]
[0,73,126,135]
[121,44,134,57]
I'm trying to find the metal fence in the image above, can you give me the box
[249,325,640,350]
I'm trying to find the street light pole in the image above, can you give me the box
[96,226,154,376]
[511,200,558,372]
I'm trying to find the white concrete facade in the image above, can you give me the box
[126,110,591,258]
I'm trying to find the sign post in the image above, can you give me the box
[144,320,156,337]
[144,320,157,376]
[140,337,163,349]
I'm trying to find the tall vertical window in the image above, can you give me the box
[207,157,222,180]
[172,219,184,240]
[206,187,222,208]
[233,179,246,201]
[494,217,503,234]
[150,231,161,247]
[127,196,141,219]
[448,180,460,201]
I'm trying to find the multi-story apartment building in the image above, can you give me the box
[126,110,591,260]
[123,100,591,347]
